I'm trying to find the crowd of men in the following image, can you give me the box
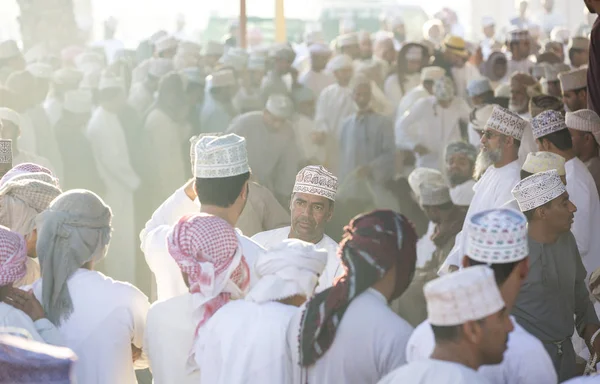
[2,0,600,382]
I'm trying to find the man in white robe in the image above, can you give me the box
[140,134,264,301]
[44,68,82,127]
[531,110,600,277]
[86,76,140,285]
[145,213,253,383]
[506,29,534,78]
[253,166,341,291]
[382,266,514,383]
[200,69,238,134]
[299,43,335,99]
[128,58,172,115]
[384,43,428,109]
[509,73,540,164]
[288,210,417,384]
[404,209,558,384]
[396,66,446,119]
[395,76,470,171]
[195,240,327,384]
[441,106,526,272]
[559,67,588,112]
[445,142,478,207]
[314,54,356,172]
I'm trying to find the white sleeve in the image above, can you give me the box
[394,103,422,150]
[131,288,151,370]
[438,231,464,275]
[34,318,64,346]
[505,338,558,384]
[569,183,593,259]
[384,76,403,108]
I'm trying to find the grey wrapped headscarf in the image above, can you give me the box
[35,189,112,326]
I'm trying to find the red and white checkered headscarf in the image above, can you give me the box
[0,225,27,286]
[0,163,54,188]
[167,213,250,363]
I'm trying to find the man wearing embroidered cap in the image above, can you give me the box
[200,69,238,134]
[141,133,265,302]
[441,106,524,272]
[227,94,303,205]
[511,170,600,380]
[194,240,328,383]
[506,29,534,78]
[531,110,600,277]
[467,78,494,107]
[253,165,341,291]
[86,74,140,284]
[395,76,470,171]
[445,141,477,207]
[382,265,512,383]
[559,67,588,112]
[299,43,334,99]
[260,44,295,100]
[396,66,446,118]
[567,109,600,195]
[154,35,179,60]
[568,36,590,68]
[406,208,558,384]
[128,57,173,115]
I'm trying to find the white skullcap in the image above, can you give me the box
[507,28,530,43]
[63,90,93,114]
[421,66,446,82]
[419,182,451,206]
[408,168,445,197]
[265,94,294,119]
[337,33,359,48]
[550,27,570,43]
[482,16,495,28]
[466,209,528,264]
[522,151,566,176]
[326,54,353,72]
[26,63,53,80]
[467,78,492,97]
[245,239,328,303]
[0,40,20,60]
[0,108,20,127]
[293,165,337,201]
[405,46,423,61]
[494,83,511,98]
[566,109,600,145]
[512,169,566,212]
[206,69,236,89]
[531,110,567,139]
[558,67,587,92]
[155,35,178,54]
[425,265,505,326]
[97,75,124,91]
[389,15,405,28]
[308,43,331,55]
[204,41,225,56]
[148,58,174,78]
[485,106,527,140]
[193,134,250,178]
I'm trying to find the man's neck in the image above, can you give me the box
[430,342,481,371]
[199,205,238,227]
[579,147,598,163]
[554,148,575,162]
[528,222,560,244]
[288,229,324,245]
[494,155,516,169]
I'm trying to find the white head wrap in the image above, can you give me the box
[246,239,327,303]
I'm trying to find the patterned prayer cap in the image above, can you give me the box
[0,163,53,188]
[0,334,77,383]
[425,265,505,326]
[0,226,27,286]
[507,28,530,43]
[566,109,600,146]
[408,168,444,197]
[511,169,566,212]
[265,94,294,119]
[418,182,451,206]
[433,76,455,102]
[522,152,566,176]
[193,134,250,179]
[465,209,528,264]
[445,141,478,163]
[270,43,296,62]
[293,165,337,201]
[467,78,492,98]
[558,67,587,92]
[531,110,567,139]
[0,140,9,166]
[485,105,527,141]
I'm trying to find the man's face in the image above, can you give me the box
[542,192,577,233]
[517,40,531,59]
[274,58,292,74]
[263,110,287,130]
[483,25,495,39]
[477,308,513,365]
[569,128,589,157]
[547,81,562,98]
[480,129,506,163]
[393,25,406,43]
[359,38,373,60]
[311,53,330,72]
[378,40,396,64]
[334,68,353,87]
[353,83,372,110]
[406,59,422,74]
[446,51,466,68]
[585,0,600,14]
[563,89,587,112]
[571,49,590,68]
[289,193,333,243]
[509,87,529,114]
[446,153,474,186]
[422,205,442,224]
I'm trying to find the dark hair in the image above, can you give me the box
[539,130,572,151]
[522,200,551,221]
[520,169,533,180]
[466,256,519,285]
[195,172,250,207]
[431,324,461,342]
[573,87,588,96]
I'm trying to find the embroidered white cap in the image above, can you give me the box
[485,105,527,141]
[531,110,567,139]
[558,67,587,92]
[193,134,250,179]
[466,208,528,264]
[511,169,566,212]
[408,168,445,198]
[467,78,492,98]
[566,109,600,146]
[293,165,337,201]
[419,182,451,206]
[425,265,505,326]
[522,152,566,176]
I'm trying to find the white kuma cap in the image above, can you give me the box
[511,169,566,212]
[193,134,250,178]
